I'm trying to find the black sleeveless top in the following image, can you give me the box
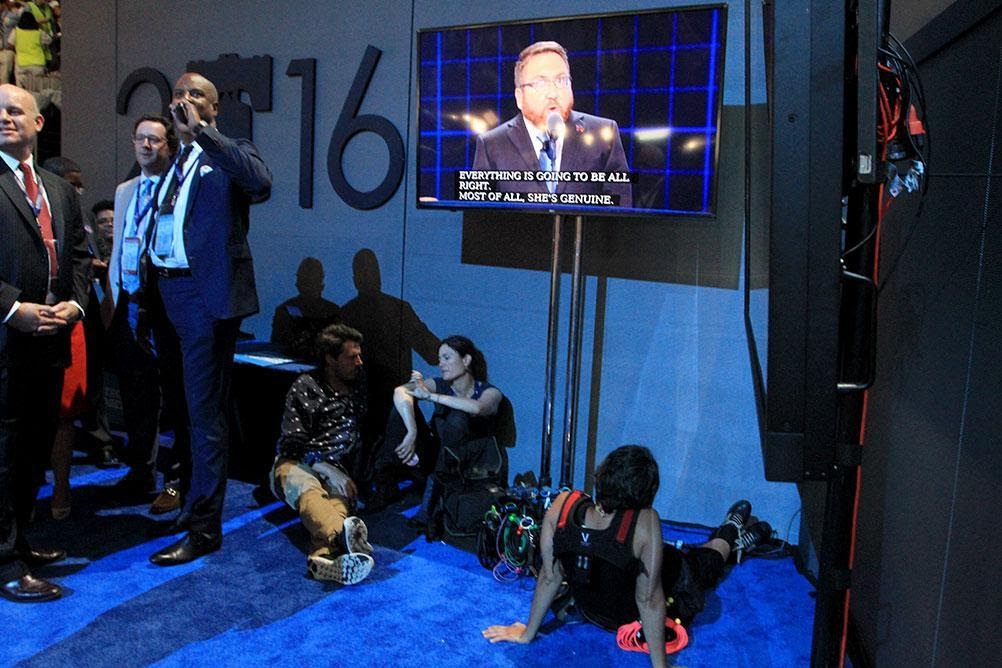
[551,491,644,629]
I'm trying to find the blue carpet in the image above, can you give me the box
[2,459,814,667]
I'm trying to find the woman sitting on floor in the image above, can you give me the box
[372,335,503,536]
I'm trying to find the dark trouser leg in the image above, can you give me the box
[108,300,161,477]
[154,312,190,492]
[0,366,62,582]
[661,544,726,626]
[81,304,113,447]
[159,276,239,537]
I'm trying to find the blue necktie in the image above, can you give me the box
[539,139,556,193]
[122,178,151,294]
[134,177,152,229]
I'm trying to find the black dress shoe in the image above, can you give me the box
[147,513,191,538]
[95,446,123,469]
[18,546,67,567]
[1,574,62,602]
[149,533,221,566]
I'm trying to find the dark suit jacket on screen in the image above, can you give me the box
[471,111,632,207]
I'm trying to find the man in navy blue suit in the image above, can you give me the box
[472,41,632,207]
[148,72,272,566]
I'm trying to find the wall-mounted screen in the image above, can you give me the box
[416,6,726,217]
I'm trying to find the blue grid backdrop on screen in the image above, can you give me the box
[417,7,725,215]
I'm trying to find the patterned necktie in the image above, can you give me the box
[20,161,58,280]
[134,177,152,229]
[123,178,152,294]
[539,138,556,193]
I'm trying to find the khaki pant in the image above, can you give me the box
[272,458,348,557]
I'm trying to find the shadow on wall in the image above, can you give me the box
[267,250,441,442]
[340,249,440,439]
[270,257,342,360]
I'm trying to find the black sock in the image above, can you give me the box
[710,523,738,547]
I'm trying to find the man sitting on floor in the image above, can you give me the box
[271,323,374,584]
[482,444,772,667]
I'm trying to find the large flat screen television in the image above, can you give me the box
[416,6,726,217]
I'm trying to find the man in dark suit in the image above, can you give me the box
[472,41,632,207]
[147,73,272,566]
[0,83,90,602]
[105,113,189,511]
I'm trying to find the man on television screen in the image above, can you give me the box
[472,41,632,207]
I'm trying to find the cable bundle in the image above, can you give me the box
[615,618,689,655]
[476,502,541,581]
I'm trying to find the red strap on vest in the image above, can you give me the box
[557,490,584,529]
[615,509,635,544]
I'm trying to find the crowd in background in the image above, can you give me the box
[2,1,61,109]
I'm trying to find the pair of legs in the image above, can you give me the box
[371,405,437,511]
[272,458,373,584]
[156,275,238,540]
[0,366,63,590]
[50,321,88,519]
[660,500,773,625]
[106,297,177,493]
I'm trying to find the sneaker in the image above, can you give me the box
[733,520,773,555]
[710,499,751,544]
[307,551,374,585]
[723,499,752,530]
[342,516,374,556]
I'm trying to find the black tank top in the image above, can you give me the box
[551,491,644,629]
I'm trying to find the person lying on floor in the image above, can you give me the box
[270,324,375,584]
[482,444,772,667]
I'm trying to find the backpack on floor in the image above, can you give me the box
[437,435,505,536]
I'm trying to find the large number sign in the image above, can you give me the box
[116,47,404,211]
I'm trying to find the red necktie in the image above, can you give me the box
[20,161,58,280]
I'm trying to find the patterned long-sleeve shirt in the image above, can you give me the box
[276,372,367,466]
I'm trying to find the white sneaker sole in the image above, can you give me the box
[343,516,374,556]
[308,552,375,585]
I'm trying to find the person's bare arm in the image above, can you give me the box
[391,376,438,462]
[408,378,501,417]
[634,507,668,668]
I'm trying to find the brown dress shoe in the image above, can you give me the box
[149,485,181,515]
[1,574,62,603]
[18,546,67,567]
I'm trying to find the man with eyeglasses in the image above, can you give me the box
[145,72,271,566]
[472,41,632,207]
[104,114,189,515]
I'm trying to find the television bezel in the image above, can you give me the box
[414,5,728,219]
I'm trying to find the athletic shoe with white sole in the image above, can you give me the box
[343,516,374,556]
[307,551,374,585]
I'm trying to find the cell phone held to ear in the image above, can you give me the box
[172,103,188,126]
